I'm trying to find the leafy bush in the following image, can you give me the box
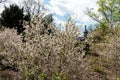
[20,17,84,79]
[0,16,85,79]
[0,29,22,70]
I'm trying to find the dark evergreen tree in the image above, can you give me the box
[42,14,54,35]
[0,4,30,34]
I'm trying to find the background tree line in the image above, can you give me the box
[87,0,120,41]
[0,0,54,34]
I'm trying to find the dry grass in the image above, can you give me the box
[87,26,120,80]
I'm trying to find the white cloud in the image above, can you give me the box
[48,0,98,24]
[47,0,70,16]
[0,0,98,25]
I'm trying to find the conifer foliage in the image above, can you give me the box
[0,4,29,34]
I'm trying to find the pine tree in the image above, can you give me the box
[0,4,30,34]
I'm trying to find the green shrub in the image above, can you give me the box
[93,66,101,73]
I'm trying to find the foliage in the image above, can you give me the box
[41,14,54,34]
[93,66,101,73]
[52,72,67,80]
[0,29,22,71]
[86,0,120,42]
[87,0,120,36]
[0,15,120,80]
[20,17,83,79]
[0,4,30,34]
[0,0,120,79]
[0,16,86,79]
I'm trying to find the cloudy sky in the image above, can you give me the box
[0,0,98,27]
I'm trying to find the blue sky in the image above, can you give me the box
[0,0,98,31]
[44,0,98,25]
